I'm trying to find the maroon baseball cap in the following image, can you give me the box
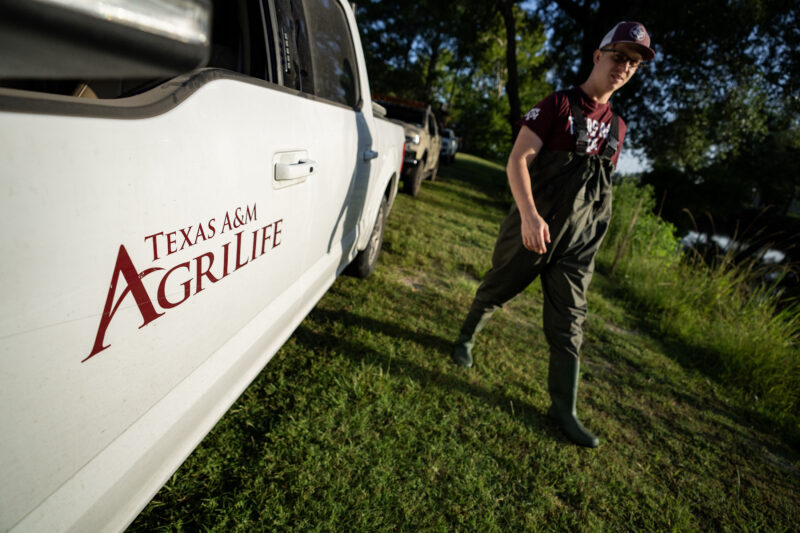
[599,21,655,60]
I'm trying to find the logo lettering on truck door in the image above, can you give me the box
[84,204,283,362]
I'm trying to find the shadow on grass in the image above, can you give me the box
[291,306,578,447]
[437,157,509,200]
[414,185,510,225]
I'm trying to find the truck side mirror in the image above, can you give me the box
[0,0,211,79]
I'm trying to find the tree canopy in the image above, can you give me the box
[357,0,550,160]
[355,0,800,231]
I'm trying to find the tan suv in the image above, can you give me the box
[373,95,442,196]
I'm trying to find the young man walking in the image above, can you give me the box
[451,22,655,448]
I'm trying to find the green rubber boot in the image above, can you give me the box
[547,352,599,448]
[451,307,493,368]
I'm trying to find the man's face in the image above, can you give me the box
[597,43,643,89]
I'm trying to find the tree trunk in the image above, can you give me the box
[498,0,521,146]
[424,34,443,102]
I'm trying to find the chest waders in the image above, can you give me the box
[452,94,618,448]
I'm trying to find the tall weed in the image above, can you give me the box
[597,178,800,435]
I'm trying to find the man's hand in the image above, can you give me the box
[521,212,550,254]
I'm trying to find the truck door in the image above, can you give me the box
[273,0,375,285]
[428,109,442,166]
[0,1,321,530]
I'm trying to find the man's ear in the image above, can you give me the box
[592,49,601,65]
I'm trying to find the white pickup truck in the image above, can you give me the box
[0,1,404,531]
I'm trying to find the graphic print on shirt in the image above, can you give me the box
[584,117,612,153]
[524,108,540,121]
[518,89,627,166]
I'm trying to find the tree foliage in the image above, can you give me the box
[449,5,550,159]
[356,0,489,102]
[355,0,799,231]
[355,0,550,161]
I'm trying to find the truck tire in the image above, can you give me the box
[403,161,424,196]
[346,196,388,278]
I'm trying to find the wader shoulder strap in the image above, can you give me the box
[566,91,620,160]
[567,94,589,155]
[601,114,620,159]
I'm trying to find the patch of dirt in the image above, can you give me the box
[398,276,425,292]
[606,322,639,337]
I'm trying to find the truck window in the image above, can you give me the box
[371,96,426,126]
[301,0,360,108]
[208,0,272,82]
[428,112,437,136]
[273,0,315,94]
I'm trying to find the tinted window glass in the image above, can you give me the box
[273,0,314,93]
[301,0,359,107]
[428,113,437,136]
[372,98,425,126]
[208,0,271,81]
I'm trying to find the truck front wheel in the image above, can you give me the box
[403,162,424,196]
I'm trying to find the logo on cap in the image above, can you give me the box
[630,25,646,42]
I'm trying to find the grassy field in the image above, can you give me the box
[597,179,800,437]
[129,154,799,532]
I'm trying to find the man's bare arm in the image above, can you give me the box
[506,125,550,254]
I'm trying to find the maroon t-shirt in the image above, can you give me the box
[518,86,627,167]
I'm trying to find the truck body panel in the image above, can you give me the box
[0,1,403,530]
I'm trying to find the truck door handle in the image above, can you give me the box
[275,159,317,181]
[363,150,379,161]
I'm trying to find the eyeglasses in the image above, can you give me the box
[600,48,642,69]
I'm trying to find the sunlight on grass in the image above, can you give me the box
[130,153,800,532]
[598,179,799,434]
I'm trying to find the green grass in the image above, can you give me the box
[129,153,800,532]
[598,179,800,435]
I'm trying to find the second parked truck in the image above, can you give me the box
[373,95,442,196]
